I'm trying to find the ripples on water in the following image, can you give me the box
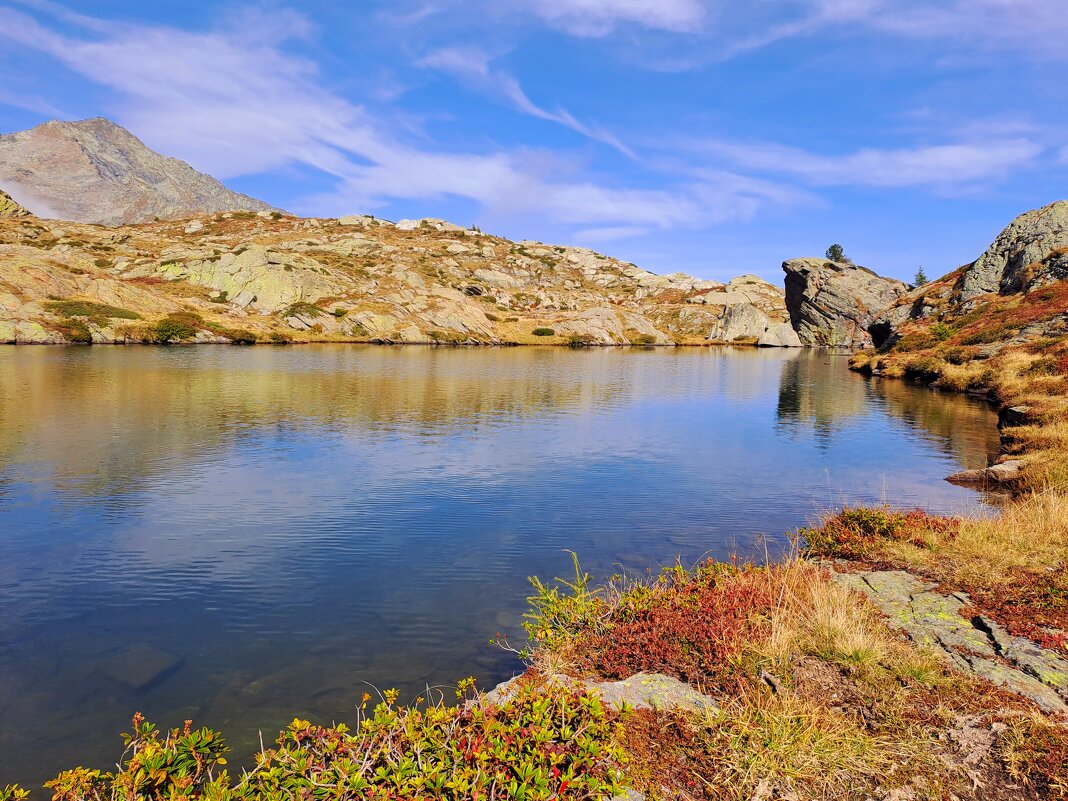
[0,345,1000,786]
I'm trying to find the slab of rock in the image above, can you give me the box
[834,569,1068,713]
[946,459,1024,488]
[960,200,1068,299]
[783,258,908,348]
[757,321,803,347]
[484,671,718,714]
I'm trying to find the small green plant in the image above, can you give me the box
[282,302,324,319]
[152,312,202,343]
[825,243,846,262]
[914,266,928,286]
[931,320,953,341]
[42,689,627,801]
[0,785,29,800]
[269,331,292,344]
[532,327,555,337]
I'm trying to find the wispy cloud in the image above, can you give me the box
[0,3,790,234]
[520,0,708,36]
[690,138,1043,189]
[417,46,635,156]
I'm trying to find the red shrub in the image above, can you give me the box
[574,564,777,690]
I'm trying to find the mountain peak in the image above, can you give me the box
[0,117,275,226]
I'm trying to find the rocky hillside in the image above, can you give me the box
[870,200,1068,351]
[0,118,275,226]
[0,209,798,346]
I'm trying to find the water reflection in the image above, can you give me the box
[0,345,998,789]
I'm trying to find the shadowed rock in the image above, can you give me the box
[782,258,907,348]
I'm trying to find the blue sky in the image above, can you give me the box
[1,0,1066,283]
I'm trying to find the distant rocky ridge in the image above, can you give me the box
[0,118,275,226]
[0,209,797,346]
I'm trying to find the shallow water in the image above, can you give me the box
[0,345,1000,787]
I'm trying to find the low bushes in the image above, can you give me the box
[27,681,627,801]
[531,327,555,337]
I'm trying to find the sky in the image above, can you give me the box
[1,0,1066,284]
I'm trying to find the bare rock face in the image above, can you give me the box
[870,200,1068,348]
[783,258,908,348]
[0,188,30,219]
[0,118,275,225]
[959,200,1068,300]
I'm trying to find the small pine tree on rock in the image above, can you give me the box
[826,243,846,262]
[914,266,928,286]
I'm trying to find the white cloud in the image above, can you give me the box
[0,5,793,232]
[694,138,1043,188]
[524,0,707,36]
[417,46,634,156]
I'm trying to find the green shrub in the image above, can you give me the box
[532,327,555,337]
[943,346,981,365]
[41,688,627,801]
[152,312,202,343]
[269,331,292,344]
[825,243,846,262]
[225,329,257,345]
[931,321,953,341]
[566,333,596,347]
[961,322,1021,345]
[282,302,324,319]
[44,299,141,324]
[889,332,939,353]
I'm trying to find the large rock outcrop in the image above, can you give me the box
[959,200,1068,301]
[690,275,800,345]
[783,258,907,348]
[0,118,275,225]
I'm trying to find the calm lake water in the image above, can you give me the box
[0,345,1000,787]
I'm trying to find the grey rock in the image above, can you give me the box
[757,321,803,348]
[961,200,1068,299]
[783,258,908,348]
[482,671,718,714]
[834,569,1068,714]
[708,302,770,342]
[946,459,1024,488]
[0,118,276,225]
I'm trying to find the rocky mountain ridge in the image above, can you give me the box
[0,209,798,346]
[0,118,275,226]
